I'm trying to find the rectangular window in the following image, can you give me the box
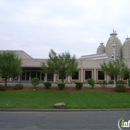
[72,71,79,79]
[41,73,44,81]
[31,71,36,79]
[37,72,40,80]
[59,71,66,79]
[85,71,92,79]
[124,75,129,80]
[47,73,53,81]
[21,71,25,80]
[98,71,104,80]
[111,75,114,80]
[111,75,117,80]
[26,72,30,80]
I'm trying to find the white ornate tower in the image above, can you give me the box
[106,30,122,58]
[97,42,106,54]
[122,37,130,60]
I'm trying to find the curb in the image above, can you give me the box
[0,108,130,112]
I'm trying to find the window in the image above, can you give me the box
[59,71,66,79]
[21,71,25,80]
[31,71,36,79]
[37,72,40,80]
[98,71,104,80]
[111,75,117,80]
[26,72,30,80]
[111,75,114,80]
[41,73,45,81]
[124,75,129,80]
[72,71,79,79]
[47,73,53,81]
[85,71,92,79]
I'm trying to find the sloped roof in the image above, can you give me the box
[0,50,33,59]
[78,53,113,60]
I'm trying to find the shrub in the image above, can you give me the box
[31,77,39,90]
[87,78,95,89]
[14,84,24,90]
[75,81,83,89]
[108,80,114,84]
[58,83,65,90]
[114,84,126,92]
[116,80,125,84]
[44,82,52,89]
[0,85,6,91]
[99,80,107,88]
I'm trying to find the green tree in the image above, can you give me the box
[41,49,78,82]
[100,59,129,83]
[0,51,22,87]
[31,77,39,90]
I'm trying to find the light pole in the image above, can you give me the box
[112,43,116,87]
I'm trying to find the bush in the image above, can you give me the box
[114,84,126,92]
[57,83,65,90]
[75,81,83,89]
[116,80,125,84]
[99,80,107,88]
[44,82,52,89]
[31,77,39,90]
[108,80,114,84]
[14,84,24,90]
[87,78,95,89]
[0,85,6,91]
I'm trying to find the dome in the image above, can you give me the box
[97,42,105,54]
[106,30,122,58]
[122,37,130,59]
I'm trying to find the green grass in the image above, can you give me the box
[0,90,130,109]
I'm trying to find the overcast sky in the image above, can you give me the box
[0,0,130,58]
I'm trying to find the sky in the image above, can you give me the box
[0,0,130,59]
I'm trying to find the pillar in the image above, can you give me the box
[53,74,56,83]
[18,76,20,81]
[44,73,47,82]
[94,69,97,82]
[80,68,83,82]
[68,76,71,83]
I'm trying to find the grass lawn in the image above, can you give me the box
[0,90,130,109]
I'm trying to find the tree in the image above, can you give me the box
[100,59,129,84]
[0,51,22,87]
[31,77,39,90]
[41,49,78,82]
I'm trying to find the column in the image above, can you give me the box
[18,76,20,81]
[53,74,56,83]
[80,68,83,82]
[68,76,71,83]
[94,69,97,82]
[44,73,47,82]
[106,75,109,83]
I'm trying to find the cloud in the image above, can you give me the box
[0,0,130,59]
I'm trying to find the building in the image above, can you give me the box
[1,30,130,83]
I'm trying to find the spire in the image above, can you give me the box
[110,29,117,37]
[100,41,104,45]
[126,36,130,40]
